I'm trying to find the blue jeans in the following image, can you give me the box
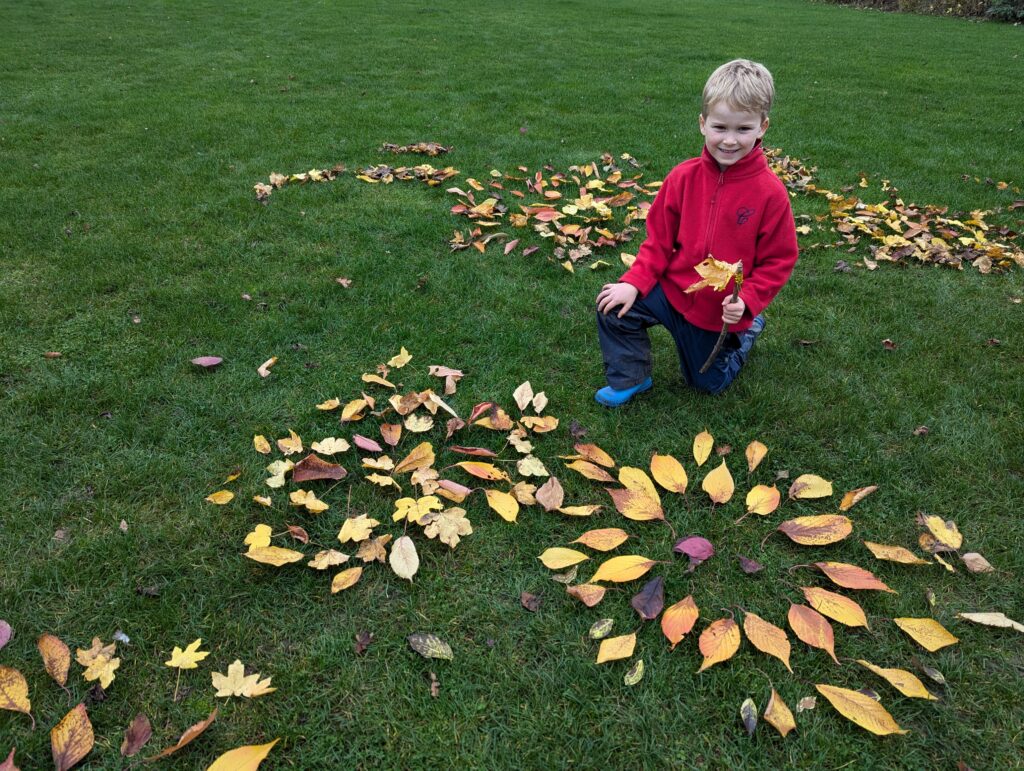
[596,284,761,395]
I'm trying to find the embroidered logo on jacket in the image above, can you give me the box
[736,207,755,225]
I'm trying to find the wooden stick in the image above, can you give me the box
[699,283,740,374]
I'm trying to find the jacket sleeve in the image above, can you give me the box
[618,166,683,296]
[737,187,798,320]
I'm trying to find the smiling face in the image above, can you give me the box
[699,103,769,168]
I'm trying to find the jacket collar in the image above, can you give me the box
[700,139,767,180]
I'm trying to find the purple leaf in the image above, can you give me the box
[674,536,715,571]
[353,434,383,453]
[630,576,665,620]
[738,555,764,575]
[191,356,223,369]
[0,619,11,650]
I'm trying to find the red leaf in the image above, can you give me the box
[504,239,520,255]
[448,446,498,458]
[674,536,714,571]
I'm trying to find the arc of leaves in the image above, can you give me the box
[650,454,687,494]
[801,587,869,629]
[701,460,734,504]
[893,617,959,651]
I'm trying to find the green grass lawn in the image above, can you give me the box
[2,0,1023,767]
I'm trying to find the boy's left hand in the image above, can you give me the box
[721,295,746,325]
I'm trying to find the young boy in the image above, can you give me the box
[595,59,798,405]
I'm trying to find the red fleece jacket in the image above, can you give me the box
[620,142,798,332]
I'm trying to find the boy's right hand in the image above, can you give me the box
[596,282,639,318]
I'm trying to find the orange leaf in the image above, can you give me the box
[454,461,510,482]
[839,485,878,511]
[743,612,793,672]
[565,460,615,483]
[801,587,870,629]
[146,708,218,761]
[701,460,734,503]
[777,515,852,546]
[590,555,656,583]
[815,684,908,735]
[51,704,94,771]
[697,618,740,672]
[863,541,930,565]
[816,561,896,592]
[893,617,959,651]
[607,488,664,521]
[572,528,630,552]
[37,634,70,687]
[566,584,606,607]
[661,596,699,649]
[650,454,688,494]
[788,604,839,664]
[764,689,796,737]
[572,443,615,468]
[745,440,768,473]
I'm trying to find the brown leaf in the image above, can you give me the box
[912,425,929,436]
[37,634,70,687]
[287,525,310,544]
[535,476,565,511]
[839,485,878,511]
[354,631,374,655]
[630,576,665,621]
[738,555,764,574]
[520,592,542,612]
[566,584,606,607]
[51,704,93,771]
[120,713,152,757]
[961,552,994,573]
[145,708,218,761]
[292,453,347,482]
[881,338,897,350]
[0,621,10,651]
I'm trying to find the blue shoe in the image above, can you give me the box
[595,377,653,407]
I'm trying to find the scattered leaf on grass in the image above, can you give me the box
[567,584,606,607]
[308,549,349,570]
[422,507,473,548]
[0,621,10,651]
[257,356,277,378]
[743,612,793,672]
[205,490,234,505]
[145,708,218,761]
[693,431,713,466]
[697,618,740,672]
[120,713,152,757]
[801,587,869,628]
[839,485,878,511]
[572,528,629,552]
[485,489,520,522]
[520,592,542,612]
[389,536,419,581]
[211,660,276,698]
[674,536,714,571]
[961,552,994,573]
[746,440,768,472]
[630,576,665,620]
[165,639,209,670]
[51,703,93,771]
[864,541,930,565]
[0,666,32,726]
[253,435,271,454]
[815,684,907,736]
[856,660,937,700]
[918,514,963,550]
[591,555,657,583]
[535,476,565,511]
[765,689,796,737]
[408,633,453,660]
[292,453,347,482]
[650,454,687,493]
[589,619,614,640]
[207,739,279,771]
[893,617,959,651]
[701,460,734,503]
[245,546,304,566]
[788,604,839,664]
[565,460,615,483]
[956,612,1024,633]
[191,356,222,369]
[573,443,615,467]
[538,548,589,570]
[596,633,636,664]
[738,555,764,574]
[745,485,780,515]
[661,596,699,649]
[624,659,645,686]
[778,515,852,546]
[740,697,758,737]
[331,567,363,593]
[38,634,70,687]
[354,631,374,654]
[607,488,664,521]
[788,474,833,499]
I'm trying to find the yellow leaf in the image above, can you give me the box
[743,612,793,672]
[485,489,520,522]
[921,515,963,550]
[661,596,699,649]
[618,466,660,502]
[893,617,959,651]
[75,637,115,668]
[572,528,630,552]
[165,639,210,670]
[590,555,656,583]
[745,484,780,515]
[745,440,768,472]
[864,541,930,565]
[316,397,341,411]
[207,739,280,771]
[389,535,419,581]
[276,429,303,455]
[211,660,277,698]
[307,549,349,570]
[521,415,559,433]
[253,435,271,455]
[650,454,688,494]
[512,381,534,410]
[289,489,329,514]
[243,524,272,550]
[404,413,434,433]
[310,437,350,455]
[387,346,412,368]
[684,256,741,293]
[0,665,32,723]
[567,584,606,607]
[697,618,741,672]
[572,443,615,467]
[788,604,839,664]
[205,490,234,505]
[509,481,537,506]
[856,660,937,700]
[701,460,735,503]
[516,455,549,477]
[331,566,363,593]
[338,515,380,543]
[815,684,909,735]
[244,546,304,567]
[565,460,615,483]
[361,372,396,388]
[340,398,368,422]
[538,547,589,570]
[252,495,272,507]
[788,474,833,499]
[362,455,394,471]
[596,633,636,664]
[557,505,601,517]
[421,507,473,548]
[764,689,796,737]
[957,611,1024,633]
[51,703,94,771]
[801,587,869,629]
[693,430,713,466]
[455,461,510,482]
[394,441,435,475]
[474,407,514,430]
[37,633,71,687]
[839,485,878,511]
[365,473,401,490]
[777,514,853,546]
[392,496,443,524]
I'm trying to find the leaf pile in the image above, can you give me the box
[380,141,452,156]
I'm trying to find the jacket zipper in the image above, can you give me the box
[703,170,725,258]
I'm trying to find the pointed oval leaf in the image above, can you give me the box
[591,555,657,583]
[893,617,959,651]
[815,684,908,735]
[856,660,937,700]
[697,618,740,672]
[864,541,930,565]
[693,431,713,466]
[743,612,792,672]
[740,697,758,737]
[701,460,734,504]
[557,505,601,517]
[567,584,606,607]
[589,618,614,640]
[778,515,852,546]
[801,587,869,628]
[745,484,780,515]
[745,440,768,472]
[565,460,615,483]
[538,548,589,570]
[51,704,93,771]
[618,467,660,502]
[650,454,688,494]
[207,739,280,771]
[764,689,796,737]
[407,633,453,660]
[920,514,963,550]
[661,596,699,649]
[788,604,839,664]
[331,566,363,593]
[839,485,878,511]
[205,490,234,505]
[816,561,896,592]
[788,474,833,500]
[572,528,629,552]
[624,658,645,686]
[389,536,419,581]
[394,441,435,474]
[607,488,664,521]
[630,576,665,621]
[455,461,509,482]
[961,552,994,573]
[244,546,305,567]
[484,489,519,522]
[573,443,615,468]
[38,634,70,687]
[0,666,31,722]
[596,633,636,664]
[956,611,1024,633]
[145,708,218,762]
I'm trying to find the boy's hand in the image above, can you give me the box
[722,295,746,325]
[597,282,639,318]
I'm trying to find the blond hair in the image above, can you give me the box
[702,59,775,120]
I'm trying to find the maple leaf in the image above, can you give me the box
[164,639,210,670]
[307,549,349,570]
[82,654,120,690]
[211,660,276,698]
[684,256,741,294]
[243,524,272,550]
[338,514,380,543]
[392,495,443,524]
[421,507,473,548]
[356,534,393,563]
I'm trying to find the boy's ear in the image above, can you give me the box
[698,113,706,135]
[758,117,770,137]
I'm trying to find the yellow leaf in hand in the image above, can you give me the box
[165,639,209,670]
[684,256,741,294]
